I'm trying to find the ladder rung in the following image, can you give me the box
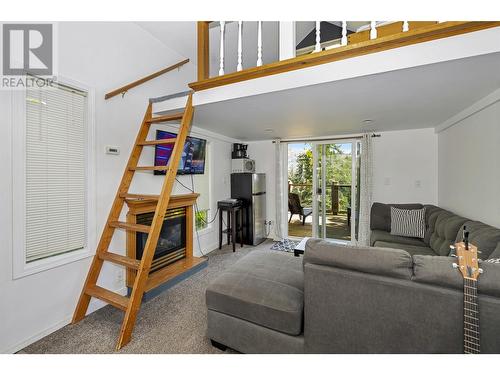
[146,112,184,123]
[137,139,177,146]
[120,193,160,201]
[99,252,141,270]
[130,166,170,171]
[109,221,151,233]
[86,285,129,311]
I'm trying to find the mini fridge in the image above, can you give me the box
[230,173,266,246]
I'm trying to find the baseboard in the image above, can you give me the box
[4,286,127,354]
[196,241,219,257]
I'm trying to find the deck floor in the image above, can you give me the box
[288,212,351,240]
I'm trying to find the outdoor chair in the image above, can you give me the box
[288,193,313,225]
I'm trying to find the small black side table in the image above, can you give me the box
[218,200,244,252]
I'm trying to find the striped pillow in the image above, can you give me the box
[390,207,426,238]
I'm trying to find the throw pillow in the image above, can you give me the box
[390,207,426,238]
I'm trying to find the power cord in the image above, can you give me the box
[175,176,222,257]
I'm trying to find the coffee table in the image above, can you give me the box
[293,237,309,257]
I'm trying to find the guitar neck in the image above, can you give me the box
[464,278,480,354]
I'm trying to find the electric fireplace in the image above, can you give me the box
[135,208,187,273]
[124,193,207,293]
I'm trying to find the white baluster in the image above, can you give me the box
[237,21,243,71]
[341,21,348,46]
[257,21,263,67]
[219,21,225,76]
[314,21,321,52]
[370,21,377,40]
[402,21,409,32]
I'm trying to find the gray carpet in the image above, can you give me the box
[21,240,278,354]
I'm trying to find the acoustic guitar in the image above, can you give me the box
[450,226,483,354]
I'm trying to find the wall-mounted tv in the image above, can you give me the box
[154,130,207,175]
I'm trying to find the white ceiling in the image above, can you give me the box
[136,22,196,61]
[191,52,500,141]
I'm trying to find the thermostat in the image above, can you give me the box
[106,146,120,155]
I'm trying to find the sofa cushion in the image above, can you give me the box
[429,211,468,256]
[206,250,304,336]
[374,241,436,256]
[304,238,413,280]
[390,207,426,238]
[370,229,427,247]
[423,205,447,245]
[453,220,500,260]
[413,255,500,298]
[370,202,423,232]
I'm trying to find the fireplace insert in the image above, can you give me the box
[136,208,187,272]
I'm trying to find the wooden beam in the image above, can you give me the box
[197,21,210,81]
[189,21,500,92]
[105,58,190,100]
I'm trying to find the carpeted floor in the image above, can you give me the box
[21,240,280,354]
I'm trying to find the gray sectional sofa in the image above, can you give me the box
[370,202,500,259]
[205,203,500,353]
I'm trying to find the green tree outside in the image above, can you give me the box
[288,143,352,213]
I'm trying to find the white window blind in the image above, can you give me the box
[25,83,88,263]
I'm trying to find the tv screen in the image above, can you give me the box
[154,130,207,175]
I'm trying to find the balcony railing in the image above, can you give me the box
[288,181,351,215]
[190,21,500,91]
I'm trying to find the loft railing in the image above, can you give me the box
[190,21,500,91]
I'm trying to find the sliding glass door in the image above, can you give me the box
[286,139,359,243]
[312,141,359,243]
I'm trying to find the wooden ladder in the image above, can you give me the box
[72,92,194,350]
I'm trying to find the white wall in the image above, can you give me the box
[438,100,500,227]
[248,128,438,238]
[0,22,232,353]
[372,128,438,205]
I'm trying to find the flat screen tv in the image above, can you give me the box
[154,130,207,175]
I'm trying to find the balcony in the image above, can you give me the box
[189,21,500,92]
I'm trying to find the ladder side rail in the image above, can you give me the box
[116,93,194,349]
[72,104,152,323]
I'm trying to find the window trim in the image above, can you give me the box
[12,76,96,279]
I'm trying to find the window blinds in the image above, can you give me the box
[25,84,88,263]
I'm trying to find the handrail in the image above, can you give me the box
[105,58,190,100]
[190,21,500,92]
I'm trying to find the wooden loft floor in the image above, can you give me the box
[189,21,500,92]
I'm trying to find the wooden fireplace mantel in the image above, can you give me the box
[125,193,206,292]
